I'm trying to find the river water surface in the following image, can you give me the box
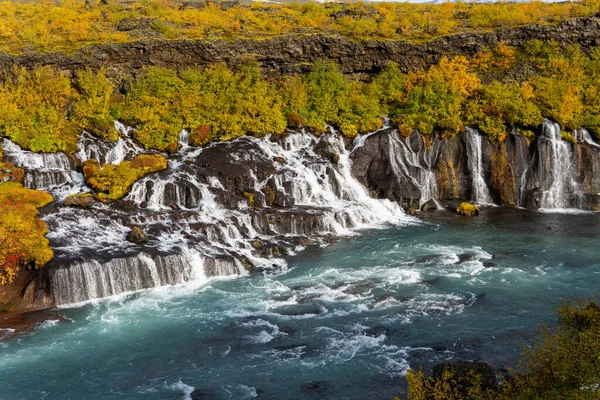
[1,208,599,399]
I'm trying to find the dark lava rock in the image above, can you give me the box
[421,277,442,286]
[432,361,498,394]
[363,326,388,337]
[279,326,295,335]
[126,226,148,245]
[190,388,216,399]
[342,279,379,295]
[314,140,340,164]
[272,304,322,316]
[300,381,328,394]
[457,253,476,264]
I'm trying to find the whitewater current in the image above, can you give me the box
[1,210,599,399]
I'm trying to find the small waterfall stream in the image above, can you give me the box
[538,121,579,209]
[465,128,493,205]
[387,131,441,208]
[1,138,84,199]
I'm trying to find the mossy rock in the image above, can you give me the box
[64,193,94,208]
[0,162,24,184]
[456,202,479,216]
[243,191,255,206]
[84,154,168,201]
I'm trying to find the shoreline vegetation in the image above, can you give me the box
[402,300,600,400]
[0,0,599,55]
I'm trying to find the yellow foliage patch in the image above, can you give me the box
[0,182,54,285]
[83,154,168,201]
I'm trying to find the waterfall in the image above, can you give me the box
[538,121,579,209]
[77,124,144,166]
[51,250,232,305]
[465,128,493,205]
[1,138,83,198]
[386,131,440,207]
[45,128,410,306]
[575,128,600,150]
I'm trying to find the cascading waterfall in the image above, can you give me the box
[1,138,83,197]
[575,128,600,150]
[465,128,493,205]
[538,120,579,209]
[52,251,207,305]
[42,127,411,306]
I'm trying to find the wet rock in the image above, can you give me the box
[350,129,422,209]
[300,381,328,394]
[279,326,295,335]
[432,361,498,395]
[64,193,94,208]
[456,202,479,216]
[272,304,322,316]
[421,199,439,212]
[457,253,476,264]
[273,156,286,164]
[314,140,340,164]
[363,326,388,337]
[126,226,148,244]
[421,277,442,286]
[190,388,216,399]
[342,279,379,295]
[251,239,263,249]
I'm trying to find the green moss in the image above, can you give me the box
[561,131,577,144]
[84,154,168,201]
[243,192,255,206]
[456,202,480,216]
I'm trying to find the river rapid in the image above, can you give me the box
[1,208,599,400]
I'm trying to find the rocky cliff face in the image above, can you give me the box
[350,121,600,211]
[1,14,600,81]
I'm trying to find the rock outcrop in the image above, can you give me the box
[1,15,600,82]
[350,121,600,211]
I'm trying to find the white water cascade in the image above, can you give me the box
[538,120,579,209]
[1,138,83,198]
[465,128,493,205]
[44,128,412,306]
[52,251,207,305]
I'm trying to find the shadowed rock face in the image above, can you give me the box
[1,14,600,81]
[350,124,600,211]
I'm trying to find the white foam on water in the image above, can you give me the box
[170,380,195,400]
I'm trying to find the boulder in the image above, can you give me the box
[126,226,148,245]
[421,199,439,212]
[456,202,479,216]
[300,381,328,393]
[64,193,94,208]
